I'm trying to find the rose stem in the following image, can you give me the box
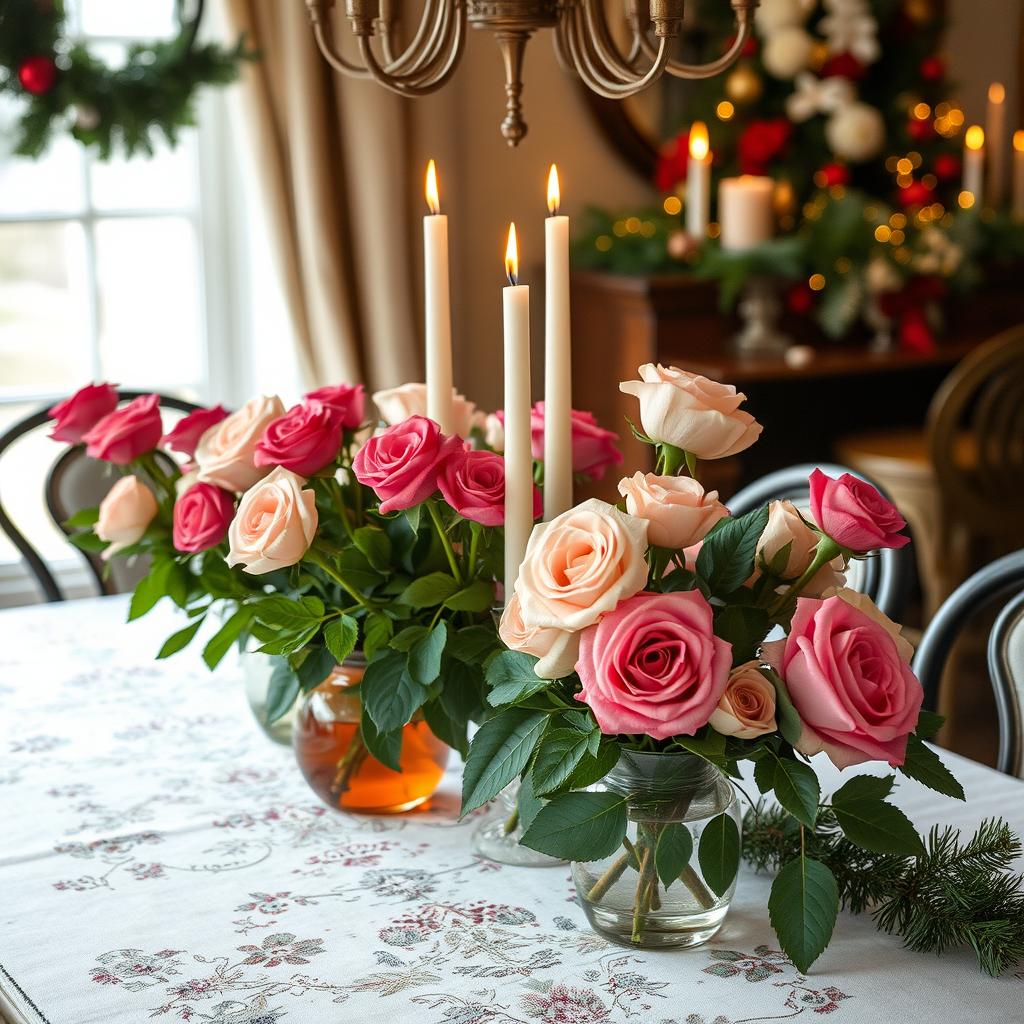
[679,864,716,910]
[586,851,630,902]
[330,727,371,799]
[631,843,655,943]
[502,807,520,835]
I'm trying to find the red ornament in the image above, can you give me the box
[933,152,961,181]
[820,52,867,82]
[898,180,937,207]
[655,130,690,194]
[900,309,936,354]
[17,54,58,95]
[723,32,759,59]
[738,118,792,175]
[786,283,816,316]
[919,55,945,82]
[907,117,934,142]
[818,162,851,188]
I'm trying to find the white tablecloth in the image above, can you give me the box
[1,596,1021,1024]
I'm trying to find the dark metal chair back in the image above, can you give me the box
[727,462,914,621]
[988,589,1024,778]
[0,391,200,602]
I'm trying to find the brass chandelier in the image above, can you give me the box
[304,0,759,146]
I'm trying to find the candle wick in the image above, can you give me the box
[506,271,518,287]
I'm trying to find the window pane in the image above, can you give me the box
[78,0,177,38]
[90,136,198,212]
[0,222,93,393]
[0,98,87,217]
[94,217,204,391]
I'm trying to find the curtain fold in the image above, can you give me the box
[223,0,420,391]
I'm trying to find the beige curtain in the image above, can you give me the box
[223,0,420,390]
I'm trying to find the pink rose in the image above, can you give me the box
[709,661,778,739]
[254,400,345,477]
[617,472,728,549]
[808,469,910,552]
[82,394,163,465]
[530,403,622,481]
[766,594,922,768]
[371,383,484,438]
[173,483,236,553]
[48,383,119,443]
[161,405,229,458]
[576,591,732,739]
[499,593,580,678]
[304,383,366,430]
[438,447,542,527]
[227,466,318,575]
[753,499,845,596]
[94,476,158,559]
[195,395,286,492]
[352,415,461,514]
[515,498,650,633]
[619,364,763,459]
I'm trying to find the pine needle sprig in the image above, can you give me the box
[742,803,1024,976]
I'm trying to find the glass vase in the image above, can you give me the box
[292,654,450,814]
[472,781,567,867]
[572,749,741,949]
[242,650,295,746]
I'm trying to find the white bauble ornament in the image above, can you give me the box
[755,0,811,36]
[72,103,100,131]
[825,102,885,161]
[762,27,814,79]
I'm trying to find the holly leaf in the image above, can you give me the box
[655,822,694,889]
[520,791,627,861]
[460,708,549,815]
[768,855,839,974]
[898,736,965,801]
[697,813,741,897]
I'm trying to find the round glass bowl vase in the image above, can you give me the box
[292,654,450,814]
[572,749,741,949]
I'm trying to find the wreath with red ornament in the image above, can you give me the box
[0,0,250,160]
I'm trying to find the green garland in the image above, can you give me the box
[0,0,252,160]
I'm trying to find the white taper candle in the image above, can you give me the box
[424,160,454,434]
[686,121,712,240]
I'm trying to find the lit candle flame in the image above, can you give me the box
[505,222,519,286]
[425,159,440,215]
[689,121,709,161]
[547,164,560,215]
[966,125,985,151]
[1015,130,1024,153]
[989,82,1006,105]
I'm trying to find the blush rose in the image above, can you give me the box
[618,472,728,549]
[808,469,910,552]
[371,383,485,438]
[195,395,285,493]
[173,483,236,553]
[753,499,845,596]
[709,661,778,739]
[83,393,163,465]
[499,593,581,679]
[94,476,158,559]
[576,590,733,740]
[48,383,119,444]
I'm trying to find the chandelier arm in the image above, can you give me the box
[380,0,448,76]
[311,12,373,77]
[583,0,646,79]
[662,6,754,79]
[567,4,669,97]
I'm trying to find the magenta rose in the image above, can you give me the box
[809,469,909,552]
[254,400,345,477]
[352,415,460,513]
[576,591,732,740]
[527,403,623,481]
[767,594,923,768]
[173,483,236,553]
[48,383,119,443]
[162,405,229,458]
[82,394,163,465]
[438,447,541,527]
[304,382,366,430]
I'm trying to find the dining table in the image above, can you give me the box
[1,594,1022,1024]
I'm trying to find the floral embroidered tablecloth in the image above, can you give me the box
[1,596,1021,1024]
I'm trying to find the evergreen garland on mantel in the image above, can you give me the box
[0,0,252,160]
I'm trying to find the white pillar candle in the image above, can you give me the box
[686,121,712,240]
[503,223,533,600]
[985,82,1006,208]
[962,125,985,208]
[544,165,572,522]
[1013,131,1024,221]
[423,159,454,435]
[718,175,774,252]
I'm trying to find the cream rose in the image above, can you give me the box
[515,498,649,633]
[619,364,763,459]
[227,466,318,575]
[617,472,729,549]
[499,593,581,679]
[371,383,485,439]
[195,395,285,492]
[754,499,844,596]
[95,476,158,560]
[709,661,778,739]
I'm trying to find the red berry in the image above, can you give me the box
[818,162,851,188]
[899,180,937,208]
[907,118,934,141]
[933,152,961,181]
[919,56,945,82]
[17,54,57,96]
[786,284,815,315]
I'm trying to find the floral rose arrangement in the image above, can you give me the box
[459,362,1022,973]
[49,379,621,790]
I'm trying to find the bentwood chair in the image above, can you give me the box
[913,549,1024,778]
[0,391,199,602]
[727,462,914,622]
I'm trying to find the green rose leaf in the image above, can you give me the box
[530,728,591,796]
[363,611,394,660]
[202,606,254,669]
[353,526,392,571]
[565,741,620,790]
[770,755,820,828]
[156,619,204,660]
[408,621,447,686]
[360,710,402,772]
[898,735,965,801]
[69,531,109,553]
[446,625,502,664]
[485,650,549,705]
[517,771,545,833]
[655,822,695,889]
[460,708,549,815]
[63,506,100,528]
[520,791,628,861]
[915,711,945,741]
[323,615,359,666]
[265,659,300,724]
[422,699,468,758]
[763,668,803,748]
[252,595,321,632]
[831,779,925,856]
[362,650,428,734]
[128,559,175,621]
[398,572,460,608]
[295,646,335,691]
[767,855,839,974]
[439,658,486,725]
[697,813,741,897]
[696,505,770,597]
[714,605,771,665]
[256,625,318,657]
[390,625,429,652]
[444,579,496,612]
